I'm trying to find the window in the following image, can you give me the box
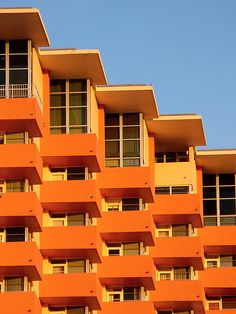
[0,40,31,98]
[51,259,87,274]
[50,167,87,181]
[205,255,236,268]
[107,286,141,302]
[106,198,143,211]
[155,151,189,163]
[158,311,192,314]
[5,227,26,242]
[105,113,143,167]
[106,242,143,256]
[157,267,192,281]
[4,276,25,291]
[203,173,236,226]
[156,224,192,237]
[49,306,88,314]
[0,132,28,144]
[0,179,27,193]
[155,186,191,195]
[50,213,88,226]
[50,79,89,134]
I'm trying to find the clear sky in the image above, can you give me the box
[1,0,236,149]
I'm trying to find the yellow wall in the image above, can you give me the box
[32,48,43,110]
[155,147,197,193]
[90,86,99,136]
[143,119,149,166]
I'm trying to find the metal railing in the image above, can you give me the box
[0,84,42,112]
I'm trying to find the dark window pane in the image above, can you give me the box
[69,93,87,106]
[0,70,5,84]
[220,186,235,198]
[69,107,87,125]
[69,126,87,134]
[6,227,25,242]
[122,198,139,211]
[105,141,119,157]
[105,113,119,126]
[220,216,236,226]
[123,113,139,125]
[50,108,66,126]
[50,80,66,93]
[203,187,216,198]
[204,216,217,226]
[67,307,85,314]
[50,127,66,134]
[105,127,119,139]
[220,199,235,215]
[166,152,176,162]
[69,79,87,92]
[9,69,28,84]
[123,242,140,255]
[172,186,189,194]
[219,174,235,185]
[172,225,188,237]
[5,276,24,291]
[155,187,170,194]
[123,126,139,139]
[203,174,216,186]
[9,40,28,53]
[68,259,86,273]
[0,55,5,68]
[203,200,217,215]
[50,94,66,107]
[67,167,85,180]
[123,140,140,157]
[68,213,85,226]
[0,41,5,53]
[155,153,164,163]
[9,55,28,68]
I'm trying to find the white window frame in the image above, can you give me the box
[207,299,222,310]
[205,256,220,268]
[51,259,89,274]
[106,198,144,211]
[157,267,195,281]
[106,286,144,302]
[50,212,90,227]
[156,224,194,238]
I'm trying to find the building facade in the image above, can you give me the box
[0,7,235,314]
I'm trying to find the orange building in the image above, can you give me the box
[0,7,235,314]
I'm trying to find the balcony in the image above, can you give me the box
[98,211,155,245]
[151,237,204,270]
[150,194,203,228]
[101,301,156,314]
[40,273,101,310]
[198,226,236,254]
[40,180,101,217]
[41,133,102,172]
[0,242,42,280]
[98,166,154,203]
[0,84,43,137]
[151,280,204,312]
[0,292,41,314]
[200,267,236,295]
[0,144,42,184]
[40,226,101,263]
[98,255,155,290]
[0,192,42,232]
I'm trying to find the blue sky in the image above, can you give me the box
[2,0,236,149]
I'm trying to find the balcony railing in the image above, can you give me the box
[0,84,42,112]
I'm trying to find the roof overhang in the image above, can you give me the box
[196,149,236,173]
[146,114,206,151]
[95,85,159,119]
[39,49,107,85]
[0,7,50,47]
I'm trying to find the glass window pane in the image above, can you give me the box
[50,80,66,93]
[69,93,87,107]
[50,94,66,107]
[6,179,25,192]
[172,225,188,237]
[67,307,85,314]
[105,127,119,140]
[69,126,87,134]
[219,174,235,185]
[50,127,66,134]
[69,79,87,92]
[6,227,25,242]
[9,40,28,53]
[204,216,217,226]
[68,213,85,226]
[9,55,28,68]
[105,113,119,126]
[68,259,85,273]
[50,108,66,126]
[123,140,140,157]
[123,113,139,125]
[9,69,28,84]
[0,41,5,54]
[105,159,120,167]
[203,187,216,198]
[220,186,235,198]
[172,186,189,194]
[0,70,5,85]
[155,187,170,194]
[123,126,140,139]
[203,200,217,215]
[166,152,176,162]
[123,242,140,255]
[220,199,235,215]
[5,276,24,291]
[0,55,5,69]
[105,141,119,157]
[5,132,25,144]
[69,107,87,125]
[123,158,140,167]
[203,174,216,186]
[220,216,236,226]
[122,198,139,211]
